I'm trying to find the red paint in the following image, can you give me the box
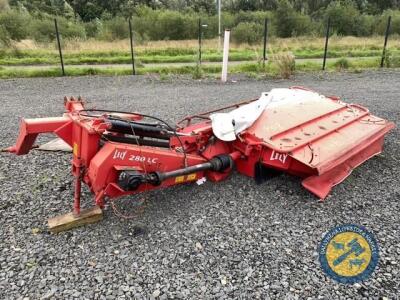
[7,90,395,215]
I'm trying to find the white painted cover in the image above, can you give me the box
[210,88,326,141]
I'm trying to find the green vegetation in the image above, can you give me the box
[231,22,264,45]
[383,50,400,67]
[0,25,10,47]
[334,57,351,70]
[271,52,296,78]
[1,1,400,80]
[1,56,398,80]
[274,0,313,38]
[0,65,216,79]
[1,45,400,66]
[192,65,204,79]
[0,1,400,44]
[0,48,256,65]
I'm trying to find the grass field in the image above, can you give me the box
[0,57,387,79]
[0,36,399,78]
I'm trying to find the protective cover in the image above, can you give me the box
[210,88,328,141]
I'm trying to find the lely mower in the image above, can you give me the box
[5,87,394,232]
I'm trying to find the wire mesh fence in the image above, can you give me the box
[0,15,397,78]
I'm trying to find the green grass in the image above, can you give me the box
[1,47,400,66]
[0,65,222,79]
[295,57,384,71]
[1,56,397,79]
[0,49,255,65]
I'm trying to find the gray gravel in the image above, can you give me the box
[0,71,399,299]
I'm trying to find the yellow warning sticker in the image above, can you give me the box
[73,143,78,156]
[175,176,185,183]
[187,173,197,181]
[175,174,197,183]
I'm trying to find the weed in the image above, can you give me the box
[26,260,38,269]
[192,65,203,79]
[159,73,170,80]
[271,52,296,79]
[383,50,400,68]
[334,58,351,70]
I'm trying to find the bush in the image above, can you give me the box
[156,10,189,40]
[388,56,400,67]
[375,10,400,35]
[30,17,86,42]
[58,18,86,39]
[133,8,190,40]
[232,22,263,44]
[0,25,10,47]
[383,50,400,67]
[274,0,313,37]
[85,18,102,38]
[100,17,129,40]
[271,52,295,78]
[334,58,351,70]
[0,9,30,40]
[324,1,373,36]
[291,14,314,36]
[197,13,235,39]
[30,18,55,42]
[354,14,376,36]
[192,65,203,79]
[234,10,271,25]
[1,5,400,43]
[219,13,236,32]
[133,6,233,41]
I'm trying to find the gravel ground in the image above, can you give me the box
[0,71,399,299]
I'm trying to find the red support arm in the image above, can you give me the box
[7,117,70,155]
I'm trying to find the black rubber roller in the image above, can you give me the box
[209,154,233,172]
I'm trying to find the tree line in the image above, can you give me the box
[5,0,400,21]
[0,0,399,47]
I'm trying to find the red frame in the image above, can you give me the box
[6,89,394,215]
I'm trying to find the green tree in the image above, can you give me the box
[0,9,29,40]
[232,22,263,44]
[325,0,360,35]
[375,9,400,35]
[192,0,216,13]
[63,1,74,18]
[274,0,312,37]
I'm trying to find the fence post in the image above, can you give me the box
[198,18,202,65]
[129,18,136,75]
[263,18,268,67]
[217,0,221,50]
[221,30,230,82]
[54,19,65,76]
[381,16,392,68]
[322,17,331,71]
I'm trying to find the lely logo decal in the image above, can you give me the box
[319,224,379,283]
[113,149,127,160]
[270,150,288,164]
